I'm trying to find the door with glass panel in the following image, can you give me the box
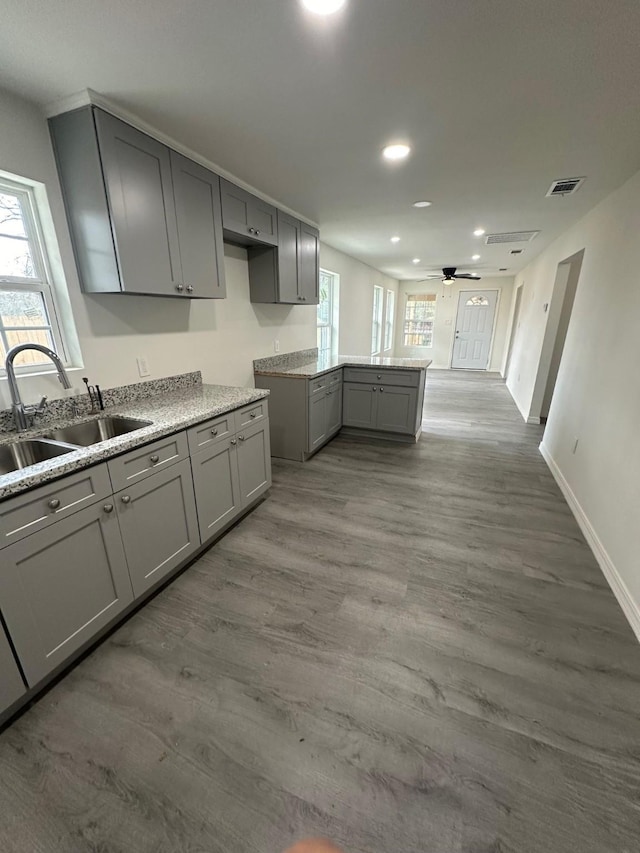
[451,290,498,369]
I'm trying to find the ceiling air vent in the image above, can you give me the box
[485,231,539,245]
[546,177,585,197]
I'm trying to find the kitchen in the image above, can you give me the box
[2,2,640,852]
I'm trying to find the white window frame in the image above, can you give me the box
[402,293,437,348]
[0,176,70,375]
[384,289,395,352]
[317,268,339,360]
[371,285,384,355]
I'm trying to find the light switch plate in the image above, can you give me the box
[136,356,150,377]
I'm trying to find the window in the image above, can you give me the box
[317,269,339,360]
[403,293,436,347]
[384,289,395,351]
[371,285,383,354]
[0,177,68,371]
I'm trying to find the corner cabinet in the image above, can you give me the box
[342,367,426,438]
[49,107,226,299]
[247,211,319,305]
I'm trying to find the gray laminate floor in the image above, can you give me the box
[1,370,639,853]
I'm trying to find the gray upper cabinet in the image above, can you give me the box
[49,107,226,298]
[220,178,278,246]
[115,458,200,598]
[248,210,319,305]
[94,109,182,296]
[0,501,133,686]
[0,626,25,718]
[170,152,226,299]
[299,223,320,304]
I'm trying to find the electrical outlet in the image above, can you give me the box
[136,356,150,378]
[573,438,579,454]
[274,340,280,353]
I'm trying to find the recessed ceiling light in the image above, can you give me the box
[412,258,421,264]
[413,200,432,208]
[301,0,347,15]
[472,254,481,261]
[382,144,411,161]
[473,228,485,237]
[390,236,401,243]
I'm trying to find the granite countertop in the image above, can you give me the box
[254,349,432,379]
[0,384,269,500]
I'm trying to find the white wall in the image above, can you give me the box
[320,243,399,356]
[0,87,316,407]
[393,276,515,370]
[506,166,640,635]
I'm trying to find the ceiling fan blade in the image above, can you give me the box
[416,275,443,281]
[455,274,482,279]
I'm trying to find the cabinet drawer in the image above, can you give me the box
[187,412,235,455]
[108,432,188,492]
[235,400,268,431]
[0,463,112,549]
[342,368,421,388]
[308,370,342,397]
[327,368,343,388]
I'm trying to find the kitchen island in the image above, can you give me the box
[254,348,431,461]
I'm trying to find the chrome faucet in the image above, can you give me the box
[4,343,72,431]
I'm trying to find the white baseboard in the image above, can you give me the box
[527,415,541,425]
[539,442,640,643]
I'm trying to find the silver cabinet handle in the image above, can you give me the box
[238,435,245,442]
[186,285,194,294]
[377,374,382,379]
[380,387,384,392]
[103,504,114,513]
[255,229,261,236]
[48,498,60,510]
[211,428,218,436]
[230,439,237,446]
[372,386,377,391]
[121,495,131,504]
[150,454,160,464]
[250,412,256,419]
[248,227,256,234]
[176,284,184,292]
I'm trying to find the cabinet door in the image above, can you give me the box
[94,109,181,296]
[191,439,242,542]
[299,223,320,305]
[237,421,272,506]
[170,151,226,299]
[115,459,200,599]
[375,386,419,434]
[220,179,278,246]
[326,384,343,436]
[0,626,25,717]
[0,502,133,686]
[342,383,378,429]
[277,211,301,303]
[307,392,327,453]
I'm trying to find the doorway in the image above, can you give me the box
[451,290,499,370]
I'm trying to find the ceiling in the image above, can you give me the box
[2,0,640,280]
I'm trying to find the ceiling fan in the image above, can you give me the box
[418,266,482,285]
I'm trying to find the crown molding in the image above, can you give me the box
[44,88,319,229]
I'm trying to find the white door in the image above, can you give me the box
[451,290,498,370]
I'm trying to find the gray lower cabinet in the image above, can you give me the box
[49,106,225,298]
[237,420,272,504]
[342,368,426,438]
[308,391,328,452]
[326,382,343,435]
[0,626,25,717]
[220,178,278,246]
[114,458,200,598]
[0,501,133,686]
[191,438,242,542]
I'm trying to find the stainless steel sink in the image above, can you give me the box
[43,416,152,447]
[0,439,76,475]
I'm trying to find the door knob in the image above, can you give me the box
[48,498,60,510]
[149,454,160,464]
[103,504,114,514]
[121,495,131,504]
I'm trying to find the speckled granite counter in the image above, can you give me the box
[254,348,432,379]
[0,383,268,500]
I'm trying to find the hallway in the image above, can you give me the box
[0,371,639,853]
